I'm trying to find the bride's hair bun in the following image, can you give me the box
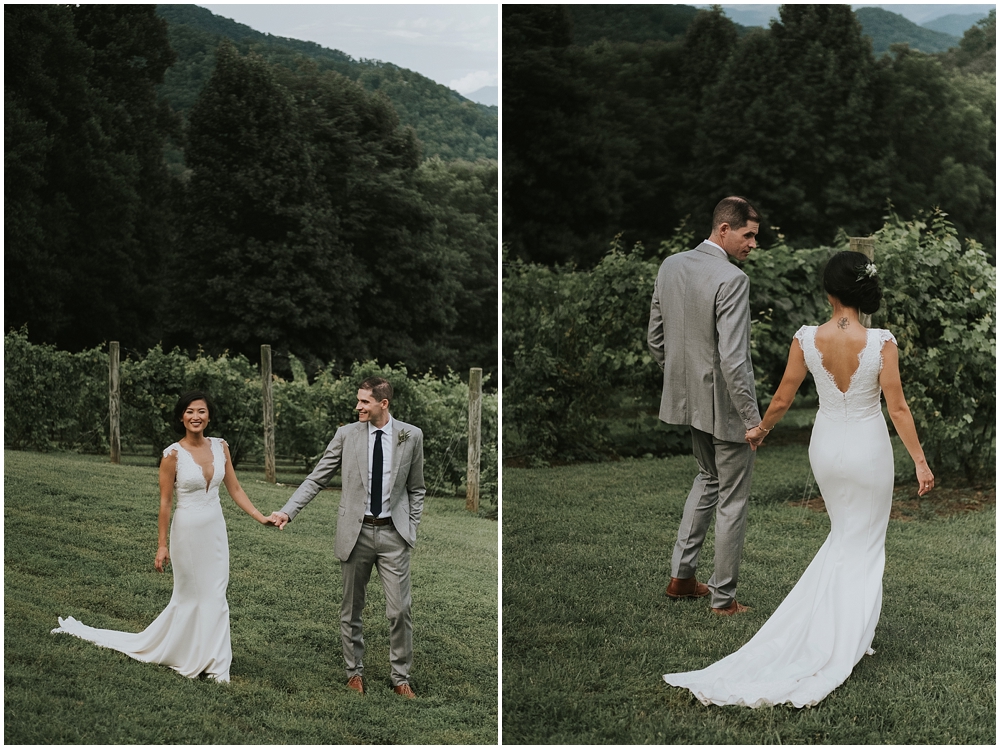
[823,250,882,315]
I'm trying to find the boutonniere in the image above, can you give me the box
[397,429,411,446]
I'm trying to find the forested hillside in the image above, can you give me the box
[855,7,959,54]
[5,5,497,383]
[156,4,497,162]
[503,5,995,266]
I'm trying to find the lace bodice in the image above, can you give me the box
[795,326,897,422]
[163,437,227,510]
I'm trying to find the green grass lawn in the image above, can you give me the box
[4,450,498,744]
[502,444,995,744]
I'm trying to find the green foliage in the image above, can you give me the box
[503,213,995,481]
[944,9,996,73]
[503,237,687,463]
[855,7,960,55]
[4,5,180,352]
[876,45,995,249]
[867,210,996,480]
[503,4,996,264]
[566,5,699,45]
[154,4,497,162]
[273,360,497,501]
[6,7,497,385]
[743,239,836,399]
[4,333,497,500]
[123,348,263,466]
[3,328,107,452]
[165,44,497,380]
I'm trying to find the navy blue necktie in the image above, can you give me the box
[371,429,384,516]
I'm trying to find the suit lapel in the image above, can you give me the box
[354,423,369,493]
[390,421,404,494]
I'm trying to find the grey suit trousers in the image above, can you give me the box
[341,522,413,686]
[672,427,756,609]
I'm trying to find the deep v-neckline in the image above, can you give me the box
[178,439,215,492]
[812,329,870,395]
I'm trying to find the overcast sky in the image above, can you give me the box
[701,3,995,25]
[199,4,498,96]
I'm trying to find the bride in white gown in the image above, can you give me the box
[663,251,934,708]
[53,391,273,682]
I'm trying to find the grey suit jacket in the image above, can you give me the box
[647,242,760,443]
[278,418,426,562]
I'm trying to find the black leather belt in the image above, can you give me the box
[363,515,393,526]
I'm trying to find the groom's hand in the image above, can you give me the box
[268,511,290,530]
[746,426,767,450]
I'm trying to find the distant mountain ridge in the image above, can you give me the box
[922,12,992,37]
[568,5,971,55]
[155,4,497,161]
[854,6,960,54]
[467,85,498,107]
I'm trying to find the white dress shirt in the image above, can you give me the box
[366,416,394,518]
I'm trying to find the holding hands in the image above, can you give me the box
[267,511,290,530]
[745,424,771,451]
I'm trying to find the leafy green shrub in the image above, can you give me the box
[4,328,107,452]
[503,236,688,463]
[119,346,262,464]
[868,210,995,480]
[5,333,497,499]
[274,360,494,497]
[503,212,995,480]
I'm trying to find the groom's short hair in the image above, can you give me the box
[712,196,760,233]
[360,376,393,404]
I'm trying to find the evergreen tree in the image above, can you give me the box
[173,41,361,370]
[691,5,891,245]
[5,5,178,349]
[876,47,995,250]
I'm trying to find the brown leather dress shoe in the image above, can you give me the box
[666,576,710,599]
[347,674,365,695]
[711,600,749,616]
[393,683,416,699]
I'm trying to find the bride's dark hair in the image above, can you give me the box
[172,390,215,436]
[823,250,882,315]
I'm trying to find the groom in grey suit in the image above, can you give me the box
[647,196,762,616]
[270,376,425,697]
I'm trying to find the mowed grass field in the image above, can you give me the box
[502,443,995,744]
[5,450,498,744]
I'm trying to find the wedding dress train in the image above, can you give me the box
[663,326,897,707]
[53,437,232,682]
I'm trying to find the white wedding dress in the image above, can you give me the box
[53,437,232,682]
[663,325,897,708]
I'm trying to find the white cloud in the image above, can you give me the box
[449,70,496,94]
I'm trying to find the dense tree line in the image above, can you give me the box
[5,5,497,382]
[156,4,497,162]
[503,5,995,266]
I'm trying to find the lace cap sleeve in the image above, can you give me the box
[876,329,898,348]
[162,443,179,459]
[793,325,811,347]
[218,437,230,464]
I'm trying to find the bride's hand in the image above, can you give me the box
[745,426,766,450]
[155,545,170,572]
[915,464,935,496]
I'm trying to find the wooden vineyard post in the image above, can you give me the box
[109,341,120,465]
[850,237,876,328]
[261,344,276,483]
[465,367,483,512]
